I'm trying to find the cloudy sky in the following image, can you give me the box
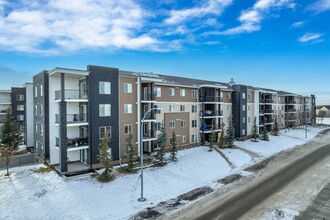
[0,0,329,104]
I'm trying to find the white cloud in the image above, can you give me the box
[290,21,305,28]
[216,0,295,35]
[164,0,232,25]
[307,0,330,13]
[0,0,162,54]
[298,33,323,43]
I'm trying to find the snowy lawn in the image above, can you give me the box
[0,126,326,220]
[317,117,330,125]
[236,127,323,157]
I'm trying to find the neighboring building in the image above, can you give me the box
[0,90,11,126]
[316,105,330,117]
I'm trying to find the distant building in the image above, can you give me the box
[316,105,330,117]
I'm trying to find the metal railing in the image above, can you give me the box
[200,96,223,102]
[260,99,274,103]
[55,137,88,147]
[141,93,156,101]
[55,113,88,124]
[55,90,88,100]
[200,110,223,117]
[287,100,296,104]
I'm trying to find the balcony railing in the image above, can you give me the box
[55,113,88,124]
[286,108,296,113]
[55,90,88,100]
[260,99,274,104]
[200,96,223,102]
[141,93,156,101]
[287,100,296,104]
[55,137,88,148]
[260,120,273,124]
[200,125,222,131]
[143,130,156,139]
[200,110,223,117]
[260,109,274,114]
[0,98,11,103]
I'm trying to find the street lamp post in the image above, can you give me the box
[138,107,161,202]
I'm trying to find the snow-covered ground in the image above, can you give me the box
[0,127,325,220]
[316,117,330,125]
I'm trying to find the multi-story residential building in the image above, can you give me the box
[33,65,316,174]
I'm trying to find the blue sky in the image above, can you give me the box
[0,0,329,104]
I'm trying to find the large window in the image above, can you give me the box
[170,121,175,129]
[99,81,111,94]
[180,89,185,97]
[181,120,186,128]
[17,115,24,121]
[100,126,111,139]
[17,105,24,111]
[124,124,132,134]
[180,105,185,112]
[17,94,24,101]
[124,104,132,114]
[169,88,175,96]
[192,120,197,128]
[155,87,161,97]
[124,83,132,93]
[169,104,175,112]
[192,105,197,113]
[99,104,111,117]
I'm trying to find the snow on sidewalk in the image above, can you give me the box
[0,127,326,220]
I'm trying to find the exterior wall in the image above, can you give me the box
[33,71,49,160]
[25,83,34,147]
[87,65,120,164]
[164,112,190,147]
[0,90,11,125]
[11,87,26,142]
[222,90,232,131]
[232,85,248,137]
[119,76,138,161]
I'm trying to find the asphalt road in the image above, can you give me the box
[193,143,330,220]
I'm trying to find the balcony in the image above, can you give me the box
[260,99,273,104]
[55,90,88,101]
[200,110,223,117]
[200,124,222,133]
[143,130,156,140]
[0,98,11,104]
[200,96,223,102]
[286,108,296,113]
[264,109,274,114]
[55,113,88,126]
[141,93,156,102]
[287,100,296,104]
[260,119,274,124]
[55,137,89,151]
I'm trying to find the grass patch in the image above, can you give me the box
[14,149,29,155]
[33,166,53,173]
[116,166,138,174]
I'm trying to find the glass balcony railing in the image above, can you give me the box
[55,90,88,100]
[55,137,88,148]
[55,113,88,124]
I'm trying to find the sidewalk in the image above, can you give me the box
[296,182,330,219]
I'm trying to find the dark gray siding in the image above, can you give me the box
[33,71,49,160]
[10,87,26,142]
[87,65,120,164]
[232,85,248,137]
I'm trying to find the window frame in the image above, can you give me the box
[99,81,111,94]
[99,104,111,117]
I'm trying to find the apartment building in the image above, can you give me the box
[0,85,34,147]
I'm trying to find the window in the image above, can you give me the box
[154,104,161,114]
[169,104,175,112]
[40,104,43,116]
[35,104,38,115]
[124,83,132,93]
[181,120,186,128]
[220,92,224,98]
[155,87,161,97]
[248,117,251,123]
[40,85,43,96]
[242,117,246,123]
[124,104,132,114]
[169,88,175,96]
[99,81,111,94]
[40,124,44,136]
[99,104,111,117]
[180,105,185,112]
[242,129,246,136]
[17,115,24,121]
[227,105,229,110]
[192,105,197,113]
[17,94,24,101]
[248,94,251,100]
[227,93,231,99]
[192,90,197,99]
[19,124,25,133]
[35,123,38,133]
[242,105,246,111]
[248,106,250,111]
[17,105,24,111]
[170,121,175,129]
[192,120,197,128]
[155,122,161,131]
[35,86,38,97]
[99,126,111,139]
[124,124,132,134]
[180,89,185,96]
[191,134,196,143]
[242,93,246,99]
[181,135,186,143]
